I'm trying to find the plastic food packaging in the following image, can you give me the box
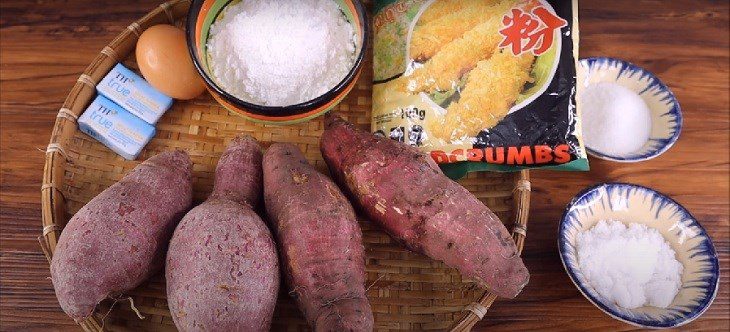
[372,0,587,179]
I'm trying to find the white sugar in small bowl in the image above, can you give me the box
[579,57,682,162]
[559,183,720,328]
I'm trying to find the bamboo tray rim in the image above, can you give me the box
[39,1,532,331]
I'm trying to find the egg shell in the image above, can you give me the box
[136,24,206,100]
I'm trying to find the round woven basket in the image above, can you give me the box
[39,1,531,331]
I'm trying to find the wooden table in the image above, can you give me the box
[1,0,727,330]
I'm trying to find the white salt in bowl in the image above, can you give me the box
[579,57,682,162]
[559,183,719,328]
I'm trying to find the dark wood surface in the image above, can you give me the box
[1,0,727,331]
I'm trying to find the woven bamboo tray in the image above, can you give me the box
[39,1,531,331]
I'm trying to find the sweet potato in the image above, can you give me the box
[263,143,373,331]
[166,136,279,332]
[50,150,193,321]
[320,114,529,298]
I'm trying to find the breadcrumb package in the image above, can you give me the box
[372,0,588,179]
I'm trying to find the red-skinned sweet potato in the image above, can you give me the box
[320,114,529,299]
[50,150,193,322]
[166,136,279,332]
[263,143,373,331]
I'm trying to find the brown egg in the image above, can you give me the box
[136,24,206,100]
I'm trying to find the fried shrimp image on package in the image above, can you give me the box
[372,0,588,178]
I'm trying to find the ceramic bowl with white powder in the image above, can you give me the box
[559,183,719,328]
[578,57,682,162]
[187,0,368,124]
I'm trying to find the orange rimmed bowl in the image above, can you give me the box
[186,0,368,124]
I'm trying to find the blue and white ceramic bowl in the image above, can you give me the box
[579,57,682,162]
[559,183,719,328]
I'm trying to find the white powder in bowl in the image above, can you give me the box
[581,82,652,156]
[576,220,683,309]
[207,0,356,106]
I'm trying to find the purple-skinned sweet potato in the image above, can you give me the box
[320,114,529,299]
[50,150,193,322]
[263,143,373,331]
[166,136,279,332]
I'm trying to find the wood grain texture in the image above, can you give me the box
[1,0,728,331]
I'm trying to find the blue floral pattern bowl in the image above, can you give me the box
[578,57,682,162]
[559,183,719,328]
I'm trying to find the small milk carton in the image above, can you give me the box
[97,63,173,124]
[79,95,156,160]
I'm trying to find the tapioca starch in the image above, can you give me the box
[207,0,357,106]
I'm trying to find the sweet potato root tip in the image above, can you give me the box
[209,135,264,208]
[315,297,374,332]
[324,112,349,130]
